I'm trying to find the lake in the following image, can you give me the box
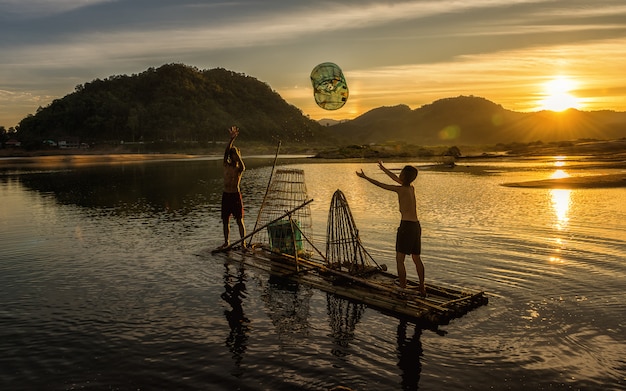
[1,155,624,390]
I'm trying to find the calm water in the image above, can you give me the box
[1,155,624,390]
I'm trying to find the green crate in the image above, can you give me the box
[267,220,303,254]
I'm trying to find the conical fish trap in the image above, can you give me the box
[326,189,377,273]
[253,169,312,255]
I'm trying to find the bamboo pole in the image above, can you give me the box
[248,141,281,246]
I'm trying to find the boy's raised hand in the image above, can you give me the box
[228,125,239,139]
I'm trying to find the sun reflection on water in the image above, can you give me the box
[550,169,569,180]
[550,188,571,230]
[548,160,571,264]
[549,162,571,231]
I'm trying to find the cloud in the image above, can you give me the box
[1,0,625,126]
[0,0,116,18]
[291,37,626,118]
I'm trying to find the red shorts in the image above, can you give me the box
[221,192,244,220]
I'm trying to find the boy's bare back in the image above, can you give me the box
[223,164,243,193]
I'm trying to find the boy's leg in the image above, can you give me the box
[396,252,407,288]
[221,216,230,248]
[220,193,230,248]
[236,217,246,246]
[411,254,426,295]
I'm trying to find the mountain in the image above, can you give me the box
[13,64,626,150]
[330,96,626,145]
[318,118,346,127]
[16,63,327,149]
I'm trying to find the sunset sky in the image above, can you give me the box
[1,0,625,128]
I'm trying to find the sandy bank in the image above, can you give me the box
[503,173,626,189]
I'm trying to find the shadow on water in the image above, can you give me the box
[221,262,250,378]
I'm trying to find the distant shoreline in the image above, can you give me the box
[502,174,626,189]
[3,138,626,190]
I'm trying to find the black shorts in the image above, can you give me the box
[396,220,421,255]
[221,192,244,220]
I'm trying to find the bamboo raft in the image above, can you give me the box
[214,169,488,325]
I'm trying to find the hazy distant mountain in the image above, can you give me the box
[318,118,346,127]
[331,96,626,145]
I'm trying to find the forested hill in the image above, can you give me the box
[16,63,326,148]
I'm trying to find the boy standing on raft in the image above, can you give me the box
[356,161,426,296]
[219,126,246,250]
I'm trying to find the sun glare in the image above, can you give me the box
[538,76,581,112]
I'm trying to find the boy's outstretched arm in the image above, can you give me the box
[378,161,402,184]
[356,169,398,191]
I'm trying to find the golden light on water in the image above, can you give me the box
[545,158,572,264]
[550,161,571,231]
[550,169,569,180]
[550,184,571,263]
[551,189,571,231]
[549,255,564,264]
[554,157,566,168]
[537,76,582,112]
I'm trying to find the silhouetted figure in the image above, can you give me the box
[396,320,423,390]
[219,126,246,249]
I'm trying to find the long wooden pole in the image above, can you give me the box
[248,141,281,246]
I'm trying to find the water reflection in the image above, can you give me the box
[553,157,566,168]
[326,294,365,357]
[396,320,423,391]
[550,169,568,180]
[550,189,571,230]
[15,160,224,213]
[549,167,571,230]
[548,166,571,264]
[549,190,570,265]
[221,263,249,377]
[261,275,312,337]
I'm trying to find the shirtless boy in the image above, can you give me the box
[219,126,246,249]
[356,161,426,296]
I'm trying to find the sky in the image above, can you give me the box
[1,0,626,128]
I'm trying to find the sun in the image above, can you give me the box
[538,76,581,112]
